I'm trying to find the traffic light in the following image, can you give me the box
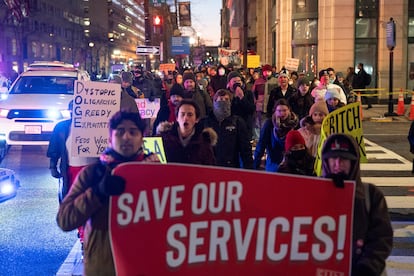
[153,15,163,34]
[153,15,162,26]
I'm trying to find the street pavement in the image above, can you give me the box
[56,104,414,276]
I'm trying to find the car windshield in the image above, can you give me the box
[9,76,77,95]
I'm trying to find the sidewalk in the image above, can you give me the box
[360,103,412,122]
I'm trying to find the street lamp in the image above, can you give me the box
[88,42,94,75]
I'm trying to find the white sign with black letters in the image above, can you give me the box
[71,81,121,157]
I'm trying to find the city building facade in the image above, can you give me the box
[223,0,414,101]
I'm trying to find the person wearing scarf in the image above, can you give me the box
[57,111,159,275]
[253,98,298,172]
[157,99,217,165]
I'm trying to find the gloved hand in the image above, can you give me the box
[326,173,346,188]
[149,95,155,102]
[93,170,126,201]
[50,168,62,178]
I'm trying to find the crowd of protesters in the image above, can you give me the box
[93,62,374,172]
[53,62,391,275]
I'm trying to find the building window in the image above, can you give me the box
[292,18,318,74]
[293,19,317,41]
[291,1,318,75]
[354,0,378,87]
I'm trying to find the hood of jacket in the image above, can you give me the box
[321,133,363,196]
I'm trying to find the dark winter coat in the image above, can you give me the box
[409,121,414,154]
[47,119,71,200]
[182,86,213,119]
[209,65,228,93]
[322,134,393,276]
[133,75,158,100]
[288,92,314,120]
[277,150,315,176]
[266,85,297,116]
[352,69,371,90]
[158,122,216,165]
[231,88,255,140]
[202,112,253,169]
[209,75,228,93]
[152,101,176,135]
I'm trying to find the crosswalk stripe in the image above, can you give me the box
[392,223,414,238]
[384,196,414,209]
[362,138,414,210]
[362,177,414,186]
[361,163,412,171]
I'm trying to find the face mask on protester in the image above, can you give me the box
[290,149,306,159]
[213,100,231,121]
[218,69,226,76]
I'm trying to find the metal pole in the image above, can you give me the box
[242,0,248,70]
[385,50,397,116]
[144,0,151,71]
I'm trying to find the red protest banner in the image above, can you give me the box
[109,163,355,276]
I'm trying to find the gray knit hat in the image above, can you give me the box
[227,71,242,83]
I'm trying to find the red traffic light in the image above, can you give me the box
[153,15,162,26]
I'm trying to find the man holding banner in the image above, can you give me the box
[321,133,393,276]
[56,111,159,275]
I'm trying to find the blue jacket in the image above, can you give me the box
[253,119,285,172]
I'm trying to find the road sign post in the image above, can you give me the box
[136,45,160,55]
[385,17,397,117]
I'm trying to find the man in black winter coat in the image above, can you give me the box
[227,71,255,140]
[352,63,372,108]
[202,89,253,169]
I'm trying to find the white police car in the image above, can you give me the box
[0,168,20,202]
[0,62,89,155]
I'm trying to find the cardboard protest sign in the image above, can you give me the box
[110,163,355,276]
[159,63,176,74]
[314,102,367,176]
[285,58,300,72]
[71,81,121,157]
[136,98,160,119]
[142,137,166,163]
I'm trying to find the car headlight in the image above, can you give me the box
[0,181,15,195]
[0,108,9,118]
[47,109,61,120]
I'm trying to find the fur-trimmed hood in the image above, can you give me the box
[157,121,217,146]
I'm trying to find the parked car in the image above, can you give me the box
[0,61,89,158]
[0,168,20,202]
